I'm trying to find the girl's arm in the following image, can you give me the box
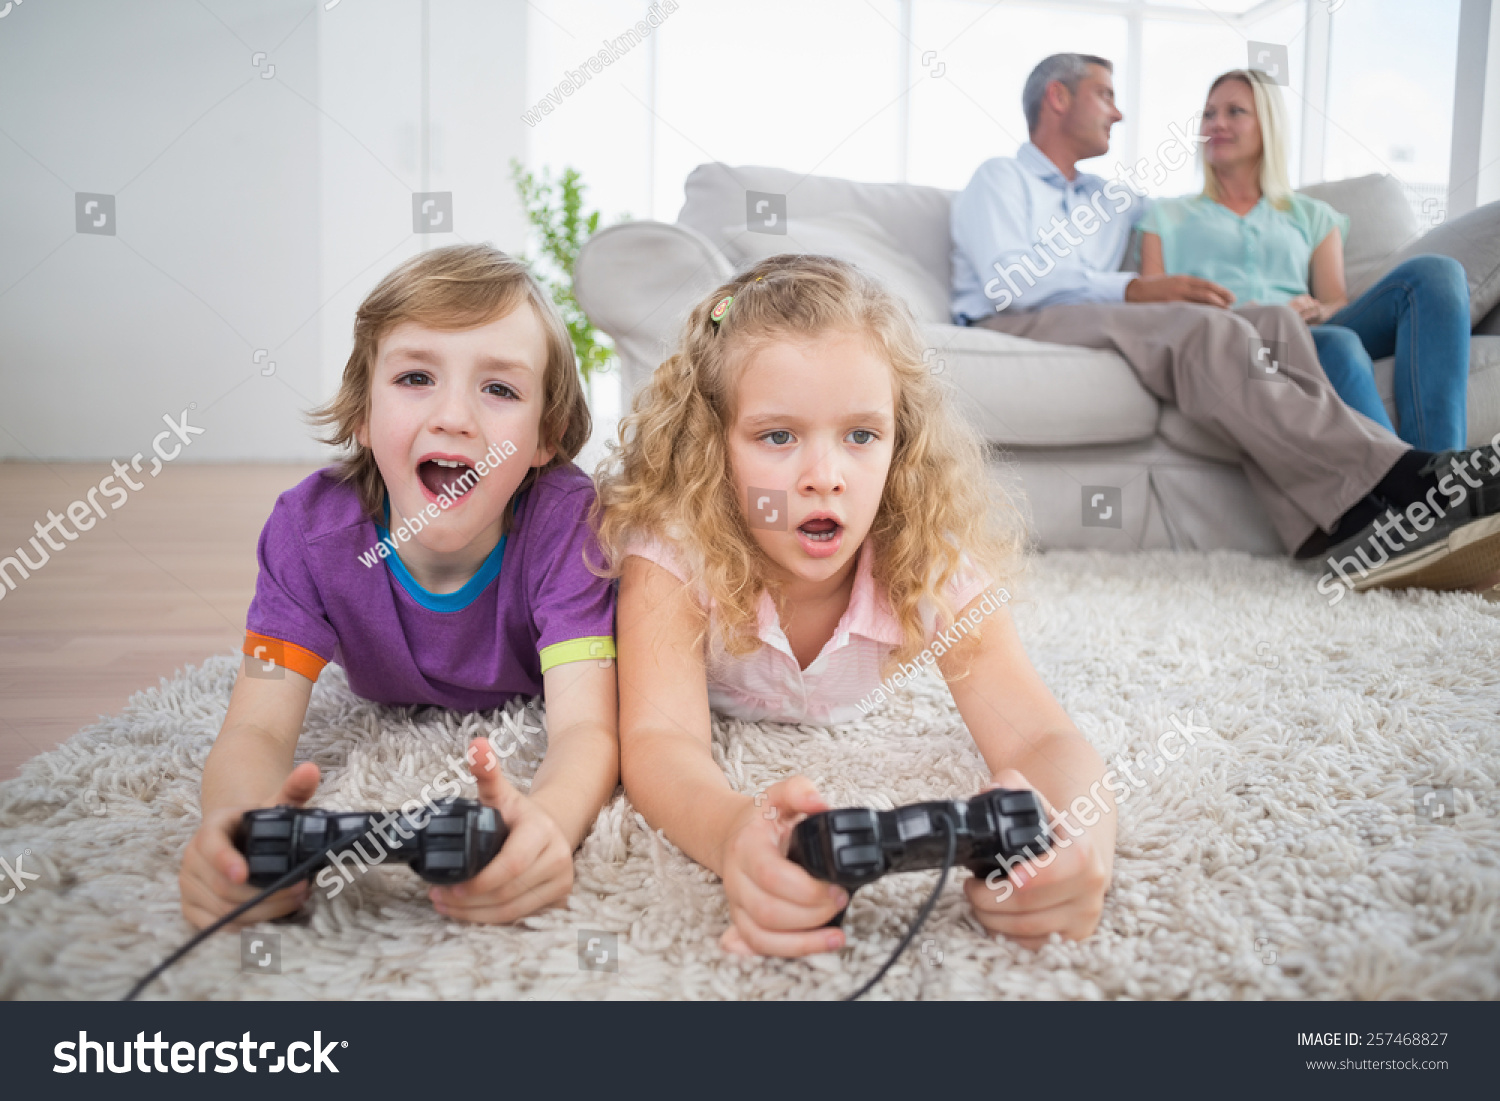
[1138,231,1166,277]
[938,596,1115,946]
[617,555,846,956]
[180,662,320,928]
[1297,229,1348,323]
[616,555,746,870]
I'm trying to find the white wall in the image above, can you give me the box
[0,0,531,462]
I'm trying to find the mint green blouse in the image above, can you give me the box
[1138,193,1350,306]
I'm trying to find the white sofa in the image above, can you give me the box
[574,163,1500,552]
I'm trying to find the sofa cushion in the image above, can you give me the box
[677,163,955,290]
[920,322,1160,447]
[719,210,951,324]
[1298,174,1419,299]
[574,221,734,398]
[1374,200,1500,326]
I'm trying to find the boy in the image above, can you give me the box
[179,245,618,928]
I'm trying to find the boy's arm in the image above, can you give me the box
[180,659,318,929]
[201,660,315,815]
[417,657,618,925]
[528,657,620,849]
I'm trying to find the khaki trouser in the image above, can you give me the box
[975,301,1409,552]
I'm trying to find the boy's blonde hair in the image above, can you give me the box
[311,244,590,527]
[1201,69,1294,213]
[592,253,1027,676]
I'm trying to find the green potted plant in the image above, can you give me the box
[509,159,618,390]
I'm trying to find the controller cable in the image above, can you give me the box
[843,811,956,1001]
[123,830,356,1001]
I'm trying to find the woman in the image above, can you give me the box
[1139,69,1471,451]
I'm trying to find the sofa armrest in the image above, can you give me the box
[574,221,733,401]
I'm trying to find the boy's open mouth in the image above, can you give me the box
[417,457,477,501]
[797,517,841,542]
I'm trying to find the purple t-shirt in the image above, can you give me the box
[244,463,616,710]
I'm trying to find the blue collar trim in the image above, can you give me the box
[377,496,508,613]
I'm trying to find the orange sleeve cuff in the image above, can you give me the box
[242,632,328,682]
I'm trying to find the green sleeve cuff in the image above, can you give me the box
[539,635,616,673]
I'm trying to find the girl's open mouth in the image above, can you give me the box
[417,457,477,503]
[795,517,843,558]
[798,518,840,542]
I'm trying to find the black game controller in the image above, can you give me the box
[786,788,1050,925]
[235,797,507,887]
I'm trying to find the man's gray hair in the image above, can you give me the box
[1022,53,1113,132]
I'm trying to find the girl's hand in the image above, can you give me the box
[963,769,1110,948]
[179,762,320,930]
[1287,294,1326,324]
[429,737,573,923]
[718,776,850,957]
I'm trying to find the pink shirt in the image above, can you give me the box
[624,532,999,724]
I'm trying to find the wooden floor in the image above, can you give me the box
[0,462,320,780]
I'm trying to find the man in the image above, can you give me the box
[951,53,1500,596]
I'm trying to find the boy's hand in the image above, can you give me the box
[963,769,1110,948]
[718,776,849,958]
[428,737,573,924]
[179,762,321,930]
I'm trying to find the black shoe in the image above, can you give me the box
[1317,475,1500,594]
[1418,446,1500,491]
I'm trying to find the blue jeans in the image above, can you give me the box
[1311,254,1470,450]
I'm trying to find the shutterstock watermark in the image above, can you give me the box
[984,712,1211,902]
[314,711,539,899]
[0,849,39,904]
[520,1,677,127]
[857,586,1012,715]
[1316,437,1500,605]
[982,114,1207,312]
[0,407,203,603]
[356,439,517,568]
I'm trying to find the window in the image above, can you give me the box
[1323,0,1462,228]
[524,0,1463,215]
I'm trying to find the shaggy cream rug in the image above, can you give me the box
[2,551,1497,1001]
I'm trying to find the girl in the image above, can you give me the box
[593,255,1114,958]
[179,244,620,930]
[1140,68,1472,451]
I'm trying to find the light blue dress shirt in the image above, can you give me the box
[950,142,1149,322]
[1137,193,1350,306]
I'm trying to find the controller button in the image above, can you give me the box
[997,792,1036,815]
[896,809,931,840]
[335,815,366,834]
[300,817,327,834]
[248,855,289,875]
[423,851,465,870]
[836,844,881,871]
[256,820,293,838]
[831,810,875,832]
[427,817,466,835]
[1005,825,1045,852]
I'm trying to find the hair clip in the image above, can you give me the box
[710,295,734,325]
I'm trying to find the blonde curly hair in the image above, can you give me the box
[590,253,1027,680]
